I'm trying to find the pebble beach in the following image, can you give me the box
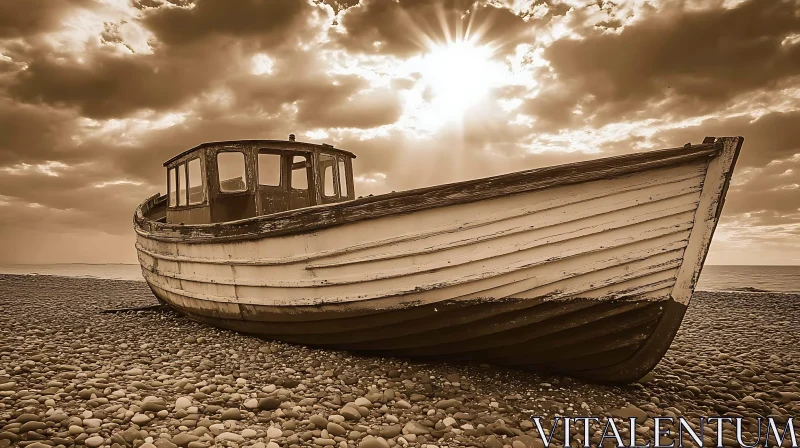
[1,274,798,448]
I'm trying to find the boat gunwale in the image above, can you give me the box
[134,141,722,243]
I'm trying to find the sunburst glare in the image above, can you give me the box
[404,37,510,130]
[421,40,500,108]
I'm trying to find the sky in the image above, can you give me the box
[0,0,799,265]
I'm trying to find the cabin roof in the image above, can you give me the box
[163,139,357,167]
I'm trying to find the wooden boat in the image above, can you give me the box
[134,135,743,383]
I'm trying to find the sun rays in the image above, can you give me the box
[389,3,519,130]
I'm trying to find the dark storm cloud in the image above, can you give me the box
[0,171,145,231]
[228,53,404,130]
[7,0,328,120]
[336,0,533,57]
[9,45,241,119]
[0,0,799,264]
[298,87,403,128]
[642,110,800,168]
[724,162,800,226]
[0,99,82,165]
[141,0,316,48]
[519,88,582,132]
[103,110,297,184]
[524,0,800,130]
[0,0,97,38]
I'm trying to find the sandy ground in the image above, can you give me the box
[0,274,798,448]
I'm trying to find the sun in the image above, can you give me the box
[412,39,507,126]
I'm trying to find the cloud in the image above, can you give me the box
[6,0,334,120]
[0,0,97,39]
[638,110,800,168]
[594,110,800,228]
[228,52,404,130]
[0,0,799,265]
[141,0,320,49]
[0,99,86,165]
[335,0,533,57]
[6,22,269,119]
[524,0,800,130]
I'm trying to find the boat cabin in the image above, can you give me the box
[162,137,356,225]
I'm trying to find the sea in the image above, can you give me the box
[0,263,798,293]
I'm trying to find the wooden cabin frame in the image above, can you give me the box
[161,139,356,225]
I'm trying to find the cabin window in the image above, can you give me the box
[338,157,348,198]
[177,162,187,206]
[258,152,281,186]
[291,155,308,190]
[218,151,247,192]
[187,158,203,205]
[167,167,177,207]
[320,153,337,198]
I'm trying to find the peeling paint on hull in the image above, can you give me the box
[133,137,743,383]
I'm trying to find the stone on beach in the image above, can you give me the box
[339,406,363,421]
[379,425,402,438]
[266,426,283,439]
[175,396,193,410]
[0,275,798,448]
[215,432,244,442]
[172,433,200,446]
[359,435,390,448]
[327,421,347,436]
[258,397,282,410]
[309,414,328,428]
[220,408,242,420]
[131,413,152,425]
[403,421,430,435]
[609,405,648,422]
[84,436,106,447]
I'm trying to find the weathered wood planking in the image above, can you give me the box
[670,137,743,305]
[137,162,707,266]
[134,137,744,383]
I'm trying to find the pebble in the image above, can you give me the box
[266,426,283,439]
[328,421,347,436]
[360,435,391,448]
[310,414,328,428]
[403,421,430,435]
[174,434,199,446]
[175,396,192,410]
[340,406,362,421]
[0,276,797,448]
[85,435,105,447]
[131,413,152,425]
[258,397,282,410]
[220,408,242,420]
[380,425,402,438]
[609,405,648,422]
[216,432,244,442]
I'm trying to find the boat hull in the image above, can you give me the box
[134,137,742,383]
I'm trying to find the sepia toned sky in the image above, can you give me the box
[1,0,799,265]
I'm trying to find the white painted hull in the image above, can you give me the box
[134,137,742,382]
